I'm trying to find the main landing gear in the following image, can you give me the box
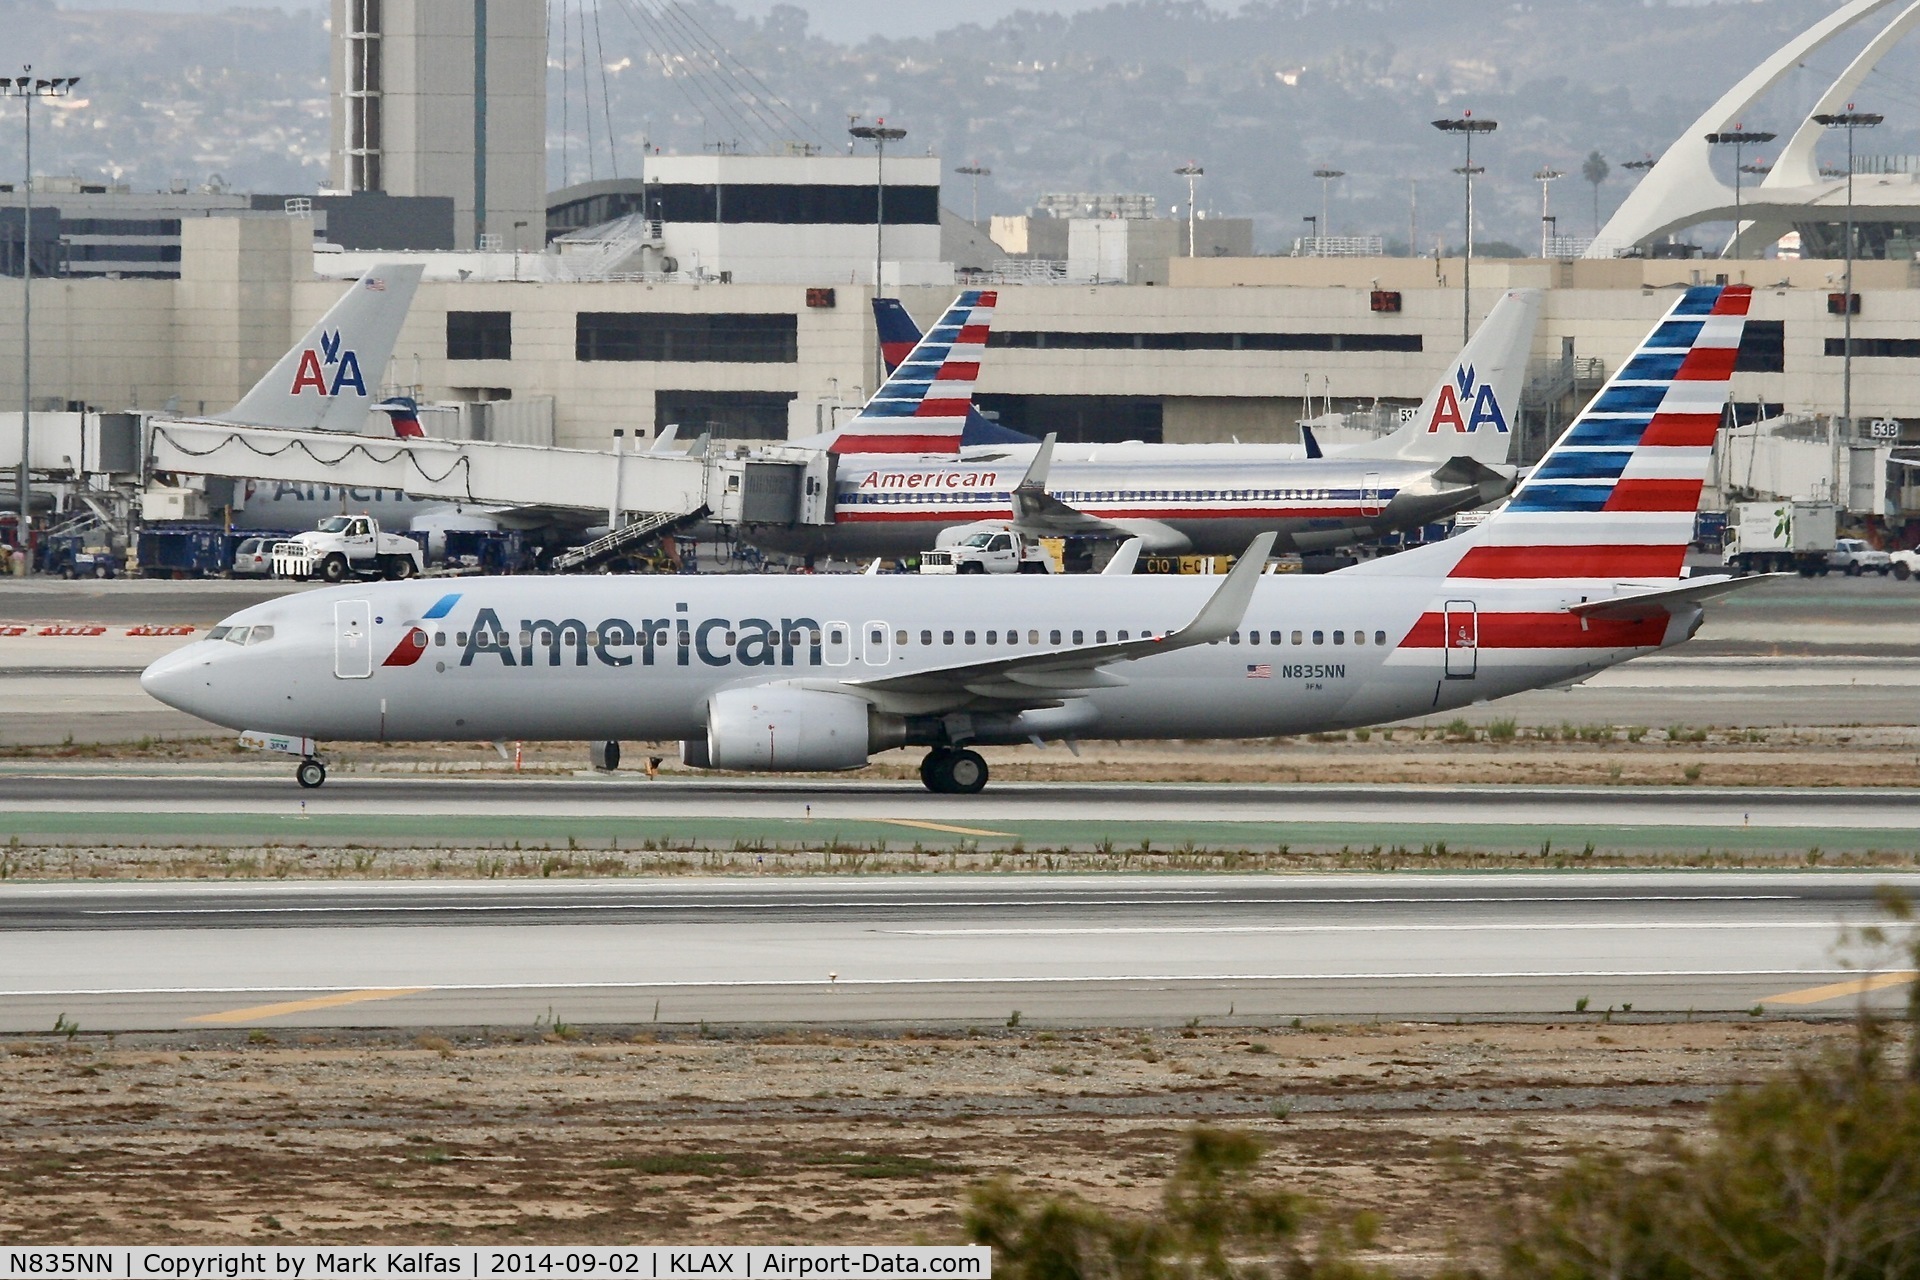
[920,747,989,794]
[296,757,327,789]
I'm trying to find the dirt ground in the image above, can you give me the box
[10,723,1920,789]
[0,1019,1869,1268]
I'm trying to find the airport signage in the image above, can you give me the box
[1867,418,1901,441]
[0,1249,990,1280]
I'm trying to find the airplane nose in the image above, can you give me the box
[140,647,204,713]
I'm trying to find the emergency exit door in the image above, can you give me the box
[1442,600,1478,679]
[335,600,373,679]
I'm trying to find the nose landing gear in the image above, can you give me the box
[920,747,989,794]
[296,758,327,789]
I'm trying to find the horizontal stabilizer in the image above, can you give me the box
[1569,573,1780,622]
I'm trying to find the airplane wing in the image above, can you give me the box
[1006,434,1135,539]
[1569,573,1780,622]
[804,534,1275,717]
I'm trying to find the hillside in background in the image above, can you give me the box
[6,0,1918,250]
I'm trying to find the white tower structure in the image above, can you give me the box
[1591,0,1920,258]
[330,0,546,250]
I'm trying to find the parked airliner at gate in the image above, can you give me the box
[143,286,1758,794]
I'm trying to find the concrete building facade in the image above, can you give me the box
[330,0,545,250]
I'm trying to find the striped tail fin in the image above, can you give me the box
[831,290,995,455]
[1362,284,1750,583]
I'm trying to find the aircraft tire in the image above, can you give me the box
[944,749,989,794]
[321,554,350,583]
[296,759,327,789]
[919,748,953,791]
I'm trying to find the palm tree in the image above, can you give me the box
[1582,150,1610,236]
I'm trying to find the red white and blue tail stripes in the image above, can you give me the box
[831,290,996,455]
[1446,284,1750,582]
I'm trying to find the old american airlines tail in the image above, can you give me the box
[143,285,1758,794]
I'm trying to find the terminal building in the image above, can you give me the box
[0,0,1915,531]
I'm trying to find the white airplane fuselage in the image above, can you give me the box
[143,572,1688,749]
[749,449,1506,557]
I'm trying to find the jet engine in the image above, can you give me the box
[703,686,875,772]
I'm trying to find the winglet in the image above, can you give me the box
[1016,434,1057,494]
[1166,533,1276,647]
[1300,423,1323,459]
[1102,538,1142,576]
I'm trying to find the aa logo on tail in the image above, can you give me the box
[290,329,368,398]
[1427,364,1508,433]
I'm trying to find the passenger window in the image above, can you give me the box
[519,631,533,647]
[1229,632,1241,645]
[920,629,933,646]
[870,628,883,644]
[1028,630,1039,644]
[943,630,954,646]
[1271,631,1282,645]
[1291,631,1303,645]
[1375,630,1387,646]
[1049,629,1062,645]
[1072,630,1083,645]
[831,629,845,645]
[986,630,997,644]
[1312,630,1324,645]
[678,632,690,647]
[811,629,823,646]
[1353,630,1365,646]
[434,631,446,646]
[457,631,468,646]
[1248,631,1259,645]
[896,630,908,645]
[1334,631,1346,645]
[1096,630,1107,643]
[1118,630,1129,641]
[965,630,976,645]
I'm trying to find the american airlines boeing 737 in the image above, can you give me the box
[143,285,1759,794]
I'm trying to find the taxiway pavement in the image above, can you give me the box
[0,872,1913,1031]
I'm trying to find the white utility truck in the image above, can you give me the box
[1722,500,1839,576]
[271,514,424,582]
[918,526,1057,574]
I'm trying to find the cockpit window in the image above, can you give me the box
[224,626,251,645]
[246,626,274,644]
[207,626,231,641]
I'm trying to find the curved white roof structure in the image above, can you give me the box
[1590,0,1920,258]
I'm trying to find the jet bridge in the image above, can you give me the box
[141,417,835,531]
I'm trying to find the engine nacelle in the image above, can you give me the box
[705,686,873,772]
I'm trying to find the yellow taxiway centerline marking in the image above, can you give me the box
[1760,970,1918,1007]
[876,818,1016,838]
[189,987,433,1024]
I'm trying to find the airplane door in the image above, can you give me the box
[862,620,892,667]
[823,621,852,667]
[1443,600,1478,679]
[334,599,374,679]
[1362,472,1382,517]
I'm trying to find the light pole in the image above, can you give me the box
[954,164,991,225]
[1705,128,1776,259]
[1312,167,1344,247]
[1532,168,1563,257]
[850,119,906,387]
[1814,107,1882,502]
[1432,112,1497,347]
[1175,163,1203,257]
[3,69,78,574]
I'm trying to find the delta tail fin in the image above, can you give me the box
[1342,288,1541,466]
[213,263,424,433]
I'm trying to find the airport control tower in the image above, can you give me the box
[330,0,546,251]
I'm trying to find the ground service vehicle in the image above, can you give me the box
[1826,538,1892,576]
[271,515,425,582]
[229,536,279,578]
[1890,548,1920,580]
[1723,500,1839,575]
[920,527,1057,574]
[145,285,1771,794]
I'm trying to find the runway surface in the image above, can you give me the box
[1,771,1916,854]
[1,872,1913,1031]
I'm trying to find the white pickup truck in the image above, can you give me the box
[271,514,425,582]
[1890,547,1920,581]
[919,527,1057,574]
[1827,538,1893,576]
